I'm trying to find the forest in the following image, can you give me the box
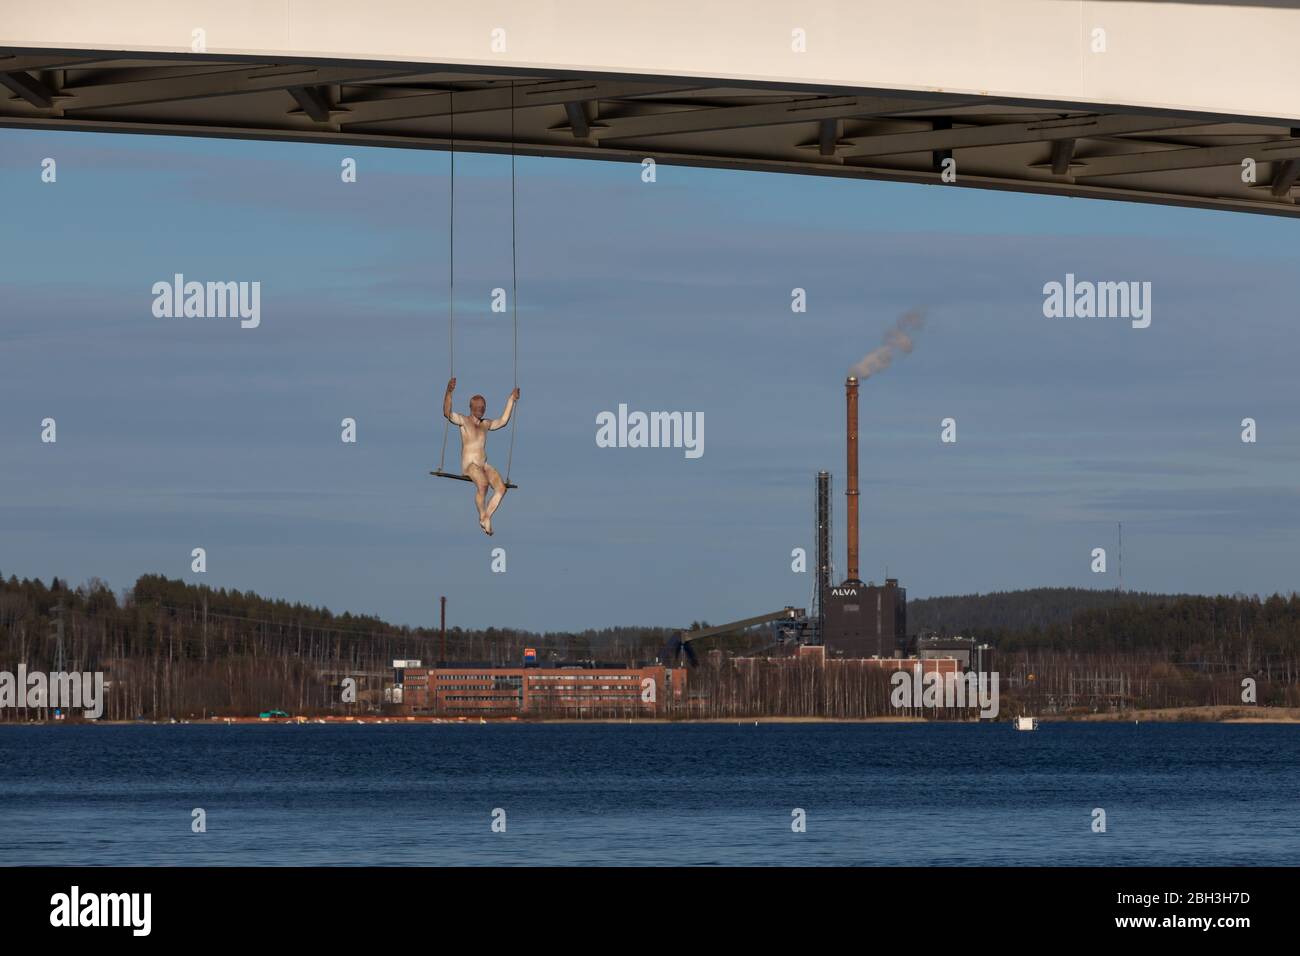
[0,572,1296,719]
[909,586,1191,633]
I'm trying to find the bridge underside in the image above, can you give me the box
[4,49,1300,218]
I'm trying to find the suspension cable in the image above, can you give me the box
[437,89,455,474]
[505,80,519,483]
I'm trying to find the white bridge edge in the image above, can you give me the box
[3,0,1299,124]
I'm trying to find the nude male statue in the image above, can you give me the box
[443,377,519,535]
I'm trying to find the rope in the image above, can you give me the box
[437,89,455,474]
[505,80,519,484]
[434,84,519,485]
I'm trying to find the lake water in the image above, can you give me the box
[0,722,1295,866]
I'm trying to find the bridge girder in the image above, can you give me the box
[3,1,1299,217]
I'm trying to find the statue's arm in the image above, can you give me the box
[443,379,463,425]
[489,388,519,430]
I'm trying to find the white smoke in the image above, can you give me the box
[851,309,924,379]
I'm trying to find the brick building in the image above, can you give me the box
[396,663,686,717]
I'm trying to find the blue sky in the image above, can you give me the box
[1,128,1298,631]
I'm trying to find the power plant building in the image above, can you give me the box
[824,578,907,659]
[819,376,910,659]
[395,663,686,716]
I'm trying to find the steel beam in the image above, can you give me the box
[61,64,419,111]
[0,70,57,108]
[288,85,333,123]
[1050,138,1074,175]
[843,114,1199,160]
[563,100,590,138]
[1270,158,1300,198]
[1074,139,1300,179]
[594,94,954,141]
[340,80,698,127]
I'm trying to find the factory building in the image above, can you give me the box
[793,643,958,676]
[394,662,686,717]
[823,578,907,659]
[916,636,994,673]
[817,376,910,659]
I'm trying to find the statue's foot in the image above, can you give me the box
[483,517,494,536]
[479,515,489,534]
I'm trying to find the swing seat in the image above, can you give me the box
[430,470,517,490]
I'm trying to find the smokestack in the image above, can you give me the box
[815,471,832,641]
[844,376,862,585]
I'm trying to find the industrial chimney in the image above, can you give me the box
[844,376,862,586]
[814,470,832,642]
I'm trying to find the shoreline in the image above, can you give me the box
[1044,705,1300,724]
[3,706,1298,726]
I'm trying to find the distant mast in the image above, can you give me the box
[1118,522,1123,593]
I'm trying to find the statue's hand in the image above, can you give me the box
[511,387,521,401]
[447,377,456,393]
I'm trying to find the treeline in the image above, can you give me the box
[686,648,1299,717]
[2,573,1297,719]
[910,587,1190,634]
[944,592,1300,670]
[686,659,899,718]
[666,589,1300,715]
[0,572,673,720]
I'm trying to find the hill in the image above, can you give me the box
[909,586,1190,634]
